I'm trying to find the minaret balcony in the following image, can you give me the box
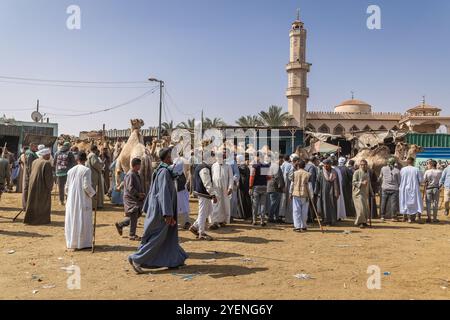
[286,87,309,97]
[286,62,311,72]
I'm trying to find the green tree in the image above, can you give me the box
[177,118,196,130]
[161,120,175,135]
[203,117,227,129]
[235,115,264,127]
[258,105,293,126]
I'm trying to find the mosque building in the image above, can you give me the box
[286,11,450,136]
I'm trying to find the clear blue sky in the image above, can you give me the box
[0,0,449,135]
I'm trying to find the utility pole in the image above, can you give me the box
[149,77,164,140]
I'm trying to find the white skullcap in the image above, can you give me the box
[171,158,185,175]
[338,157,346,166]
[38,144,45,151]
[236,154,245,164]
[38,148,51,157]
[290,153,300,162]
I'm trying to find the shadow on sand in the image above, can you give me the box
[143,264,268,279]
[0,230,52,238]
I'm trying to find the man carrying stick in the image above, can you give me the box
[289,160,311,232]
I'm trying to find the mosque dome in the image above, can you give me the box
[334,99,372,113]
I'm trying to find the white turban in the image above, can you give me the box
[38,144,45,151]
[171,158,185,176]
[236,154,245,164]
[290,153,300,162]
[38,148,51,157]
[338,157,346,166]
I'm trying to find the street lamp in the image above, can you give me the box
[148,77,164,140]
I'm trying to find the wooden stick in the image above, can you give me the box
[12,209,23,222]
[306,189,324,233]
[92,186,99,253]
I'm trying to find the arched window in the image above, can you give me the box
[305,123,315,132]
[333,124,345,135]
[363,125,372,131]
[379,125,387,130]
[318,124,330,134]
[350,125,359,132]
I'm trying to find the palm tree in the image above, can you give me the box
[235,115,264,127]
[161,121,175,135]
[258,105,293,126]
[203,117,227,129]
[177,118,196,130]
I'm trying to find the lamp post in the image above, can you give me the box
[148,77,164,140]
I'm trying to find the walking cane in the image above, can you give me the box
[12,209,23,222]
[369,193,373,228]
[91,186,99,253]
[306,189,324,233]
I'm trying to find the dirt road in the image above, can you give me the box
[1,192,450,300]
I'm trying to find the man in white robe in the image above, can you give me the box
[399,157,423,223]
[209,150,234,229]
[64,152,96,250]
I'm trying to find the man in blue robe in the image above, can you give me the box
[128,148,188,273]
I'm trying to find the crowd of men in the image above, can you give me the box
[1,141,450,273]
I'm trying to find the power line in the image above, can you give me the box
[164,87,199,117]
[0,80,153,89]
[0,75,148,84]
[45,87,158,118]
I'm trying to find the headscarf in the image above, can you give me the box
[290,153,300,162]
[37,148,51,157]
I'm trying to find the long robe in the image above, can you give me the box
[236,164,252,219]
[230,162,240,219]
[352,169,372,225]
[101,153,112,195]
[22,150,38,209]
[24,158,53,225]
[399,166,423,215]
[209,162,233,225]
[64,165,96,249]
[336,165,356,217]
[279,161,294,223]
[86,153,104,209]
[334,166,347,220]
[129,165,188,268]
[314,168,340,225]
[110,160,124,205]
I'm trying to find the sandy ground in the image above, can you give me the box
[1,191,450,300]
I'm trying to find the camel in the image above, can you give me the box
[352,144,424,175]
[115,119,152,194]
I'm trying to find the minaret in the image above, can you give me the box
[286,9,311,128]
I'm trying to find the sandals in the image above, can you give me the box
[129,235,142,241]
[198,233,213,241]
[189,225,199,236]
[115,223,123,236]
[208,223,219,230]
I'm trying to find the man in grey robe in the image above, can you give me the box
[128,148,188,274]
[314,159,340,226]
[22,143,38,210]
[86,145,104,209]
[336,157,356,218]
[115,158,146,240]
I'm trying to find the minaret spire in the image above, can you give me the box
[351,91,355,100]
[296,8,300,21]
[422,95,426,107]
